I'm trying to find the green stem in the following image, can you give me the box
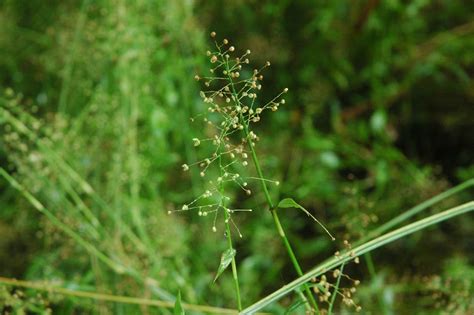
[219,155,242,311]
[236,97,319,313]
[221,55,319,313]
[271,211,320,314]
[225,211,243,311]
[327,262,344,315]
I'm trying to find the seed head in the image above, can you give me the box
[178,35,288,242]
[192,138,201,147]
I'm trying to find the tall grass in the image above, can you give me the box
[0,1,218,313]
[1,1,473,314]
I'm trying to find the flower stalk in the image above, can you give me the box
[222,52,321,314]
[219,156,242,311]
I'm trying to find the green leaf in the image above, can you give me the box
[277,198,300,209]
[277,198,335,240]
[214,248,236,282]
[174,291,184,315]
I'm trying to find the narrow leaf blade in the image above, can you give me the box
[277,198,335,240]
[174,291,185,315]
[214,248,236,282]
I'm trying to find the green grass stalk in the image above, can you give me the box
[224,211,243,311]
[327,262,344,315]
[218,155,242,310]
[221,53,320,313]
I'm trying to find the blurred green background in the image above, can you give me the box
[0,0,473,314]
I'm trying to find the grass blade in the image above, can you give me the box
[0,167,173,300]
[0,277,243,314]
[278,198,335,240]
[174,291,185,315]
[241,201,474,314]
[356,178,474,245]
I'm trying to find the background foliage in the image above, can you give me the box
[0,0,473,314]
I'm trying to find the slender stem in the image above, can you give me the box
[225,211,243,311]
[219,155,242,311]
[220,56,319,313]
[328,262,344,315]
[245,130,274,208]
[271,211,320,314]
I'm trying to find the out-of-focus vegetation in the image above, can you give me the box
[0,0,473,314]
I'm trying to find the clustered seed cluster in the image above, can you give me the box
[310,240,363,313]
[170,32,284,235]
[0,285,52,314]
